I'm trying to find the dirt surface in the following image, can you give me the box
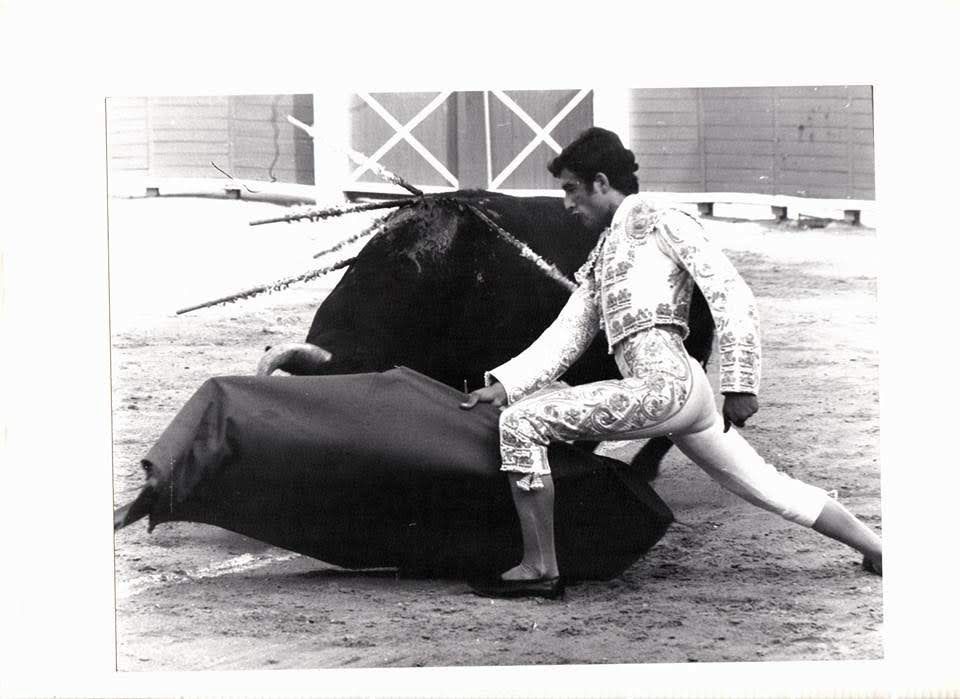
[110,197,882,671]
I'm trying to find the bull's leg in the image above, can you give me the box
[579,435,672,481]
[256,342,332,376]
[629,436,675,481]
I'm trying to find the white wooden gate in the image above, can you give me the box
[347,89,594,196]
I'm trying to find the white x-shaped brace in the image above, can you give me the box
[351,91,459,188]
[487,89,592,190]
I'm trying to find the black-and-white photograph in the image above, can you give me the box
[4,4,959,698]
[108,86,883,669]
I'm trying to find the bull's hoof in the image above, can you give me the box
[256,342,332,376]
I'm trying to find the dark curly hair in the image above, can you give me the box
[547,127,639,195]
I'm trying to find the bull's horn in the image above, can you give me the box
[256,342,333,376]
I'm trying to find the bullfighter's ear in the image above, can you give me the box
[594,172,610,192]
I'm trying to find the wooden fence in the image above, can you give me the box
[629,85,874,199]
[106,87,874,202]
[106,95,314,184]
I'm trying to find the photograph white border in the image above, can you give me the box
[2,1,958,696]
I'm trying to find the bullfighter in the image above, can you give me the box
[461,127,883,599]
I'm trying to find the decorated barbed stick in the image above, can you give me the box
[287,115,424,197]
[460,201,577,292]
[249,199,407,227]
[175,256,358,315]
[312,212,391,259]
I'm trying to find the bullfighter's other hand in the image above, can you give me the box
[460,382,508,410]
[722,392,759,432]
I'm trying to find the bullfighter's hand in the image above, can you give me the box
[460,382,508,410]
[722,392,759,433]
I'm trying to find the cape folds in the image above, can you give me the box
[115,367,673,580]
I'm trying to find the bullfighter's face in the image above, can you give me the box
[559,168,616,233]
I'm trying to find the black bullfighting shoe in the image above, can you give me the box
[862,555,882,576]
[468,575,565,600]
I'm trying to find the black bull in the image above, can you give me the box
[114,191,715,579]
[261,191,716,478]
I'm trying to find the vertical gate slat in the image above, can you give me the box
[456,92,488,190]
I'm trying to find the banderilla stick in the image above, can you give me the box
[287,115,424,198]
[462,202,577,292]
[313,212,391,259]
[175,256,358,315]
[249,199,407,226]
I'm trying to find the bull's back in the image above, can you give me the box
[299,190,712,386]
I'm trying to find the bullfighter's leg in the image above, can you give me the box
[814,500,883,574]
[671,413,882,573]
[495,332,706,581]
[493,329,882,583]
[501,473,559,581]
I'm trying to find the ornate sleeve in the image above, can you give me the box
[657,212,762,394]
[485,269,601,404]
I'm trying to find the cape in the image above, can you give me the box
[114,367,673,580]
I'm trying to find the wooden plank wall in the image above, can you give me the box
[231,94,314,184]
[105,95,314,184]
[107,88,875,198]
[702,87,777,194]
[105,97,150,174]
[629,88,703,192]
[147,96,231,179]
[629,86,875,199]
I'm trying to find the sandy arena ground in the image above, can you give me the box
[109,196,882,670]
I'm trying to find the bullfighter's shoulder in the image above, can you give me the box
[619,196,666,241]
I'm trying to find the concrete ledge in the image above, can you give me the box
[110,175,321,206]
[475,189,876,225]
[636,191,876,226]
[109,176,877,225]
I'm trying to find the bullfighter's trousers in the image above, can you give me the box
[498,327,829,527]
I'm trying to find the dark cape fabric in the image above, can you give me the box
[115,367,673,580]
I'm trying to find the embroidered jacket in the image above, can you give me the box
[488,195,761,403]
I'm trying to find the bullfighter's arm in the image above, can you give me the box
[656,210,762,396]
[485,278,601,404]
